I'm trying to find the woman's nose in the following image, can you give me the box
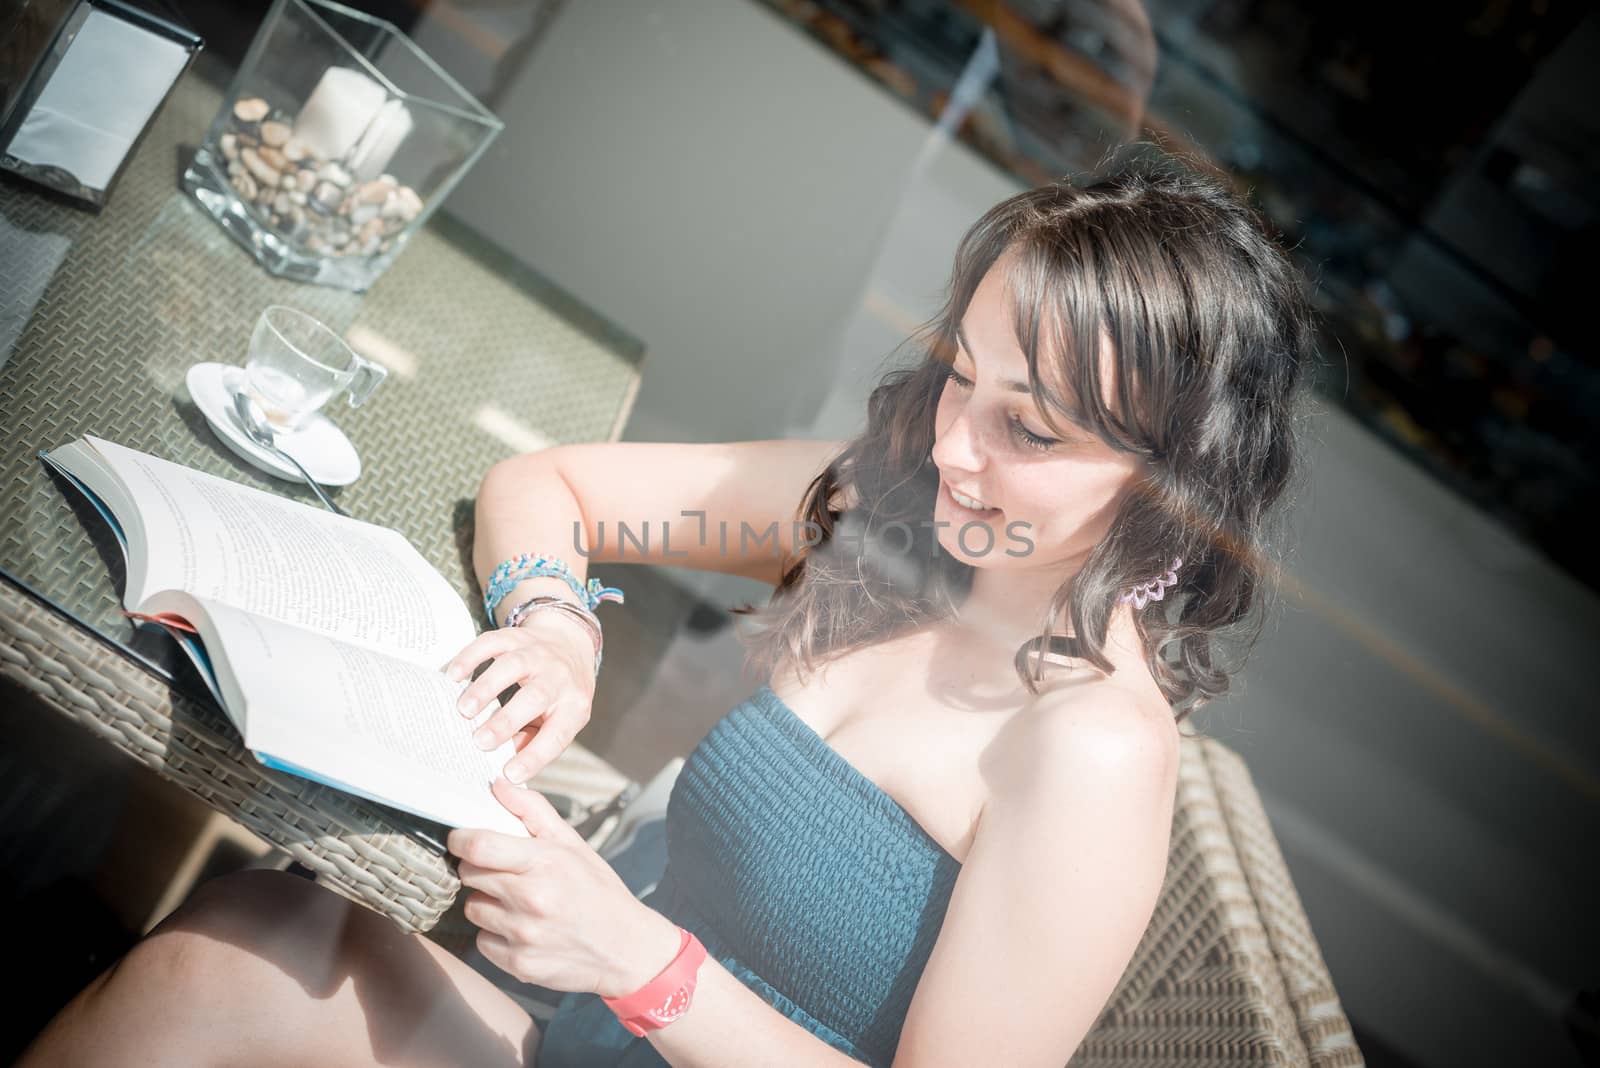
[932,399,985,473]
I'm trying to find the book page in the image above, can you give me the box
[156,592,528,835]
[80,434,476,671]
[38,440,150,599]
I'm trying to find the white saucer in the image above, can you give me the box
[187,361,361,486]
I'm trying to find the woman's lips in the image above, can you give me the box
[943,480,1000,518]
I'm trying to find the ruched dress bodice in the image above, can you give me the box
[534,683,964,1067]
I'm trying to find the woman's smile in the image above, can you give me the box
[941,477,1001,519]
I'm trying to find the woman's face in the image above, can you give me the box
[929,256,1146,572]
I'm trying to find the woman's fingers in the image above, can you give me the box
[442,628,596,778]
[476,684,558,761]
[442,628,525,683]
[455,652,543,721]
[503,703,586,785]
[461,890,522,941]
[450,829,539,873]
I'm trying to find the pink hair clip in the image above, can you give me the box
[1118,557,1182,609]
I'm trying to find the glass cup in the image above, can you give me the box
[243,305,386,432]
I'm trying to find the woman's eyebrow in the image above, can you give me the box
[954,321,1034,395]
[956,320,1092,430]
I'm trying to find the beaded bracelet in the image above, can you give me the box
[484,551,625,625]
[505,594,606,676]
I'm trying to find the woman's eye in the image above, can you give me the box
[943,365,1057,451]
[1009,415,1058,452]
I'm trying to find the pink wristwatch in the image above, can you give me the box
[601,927,707,1037]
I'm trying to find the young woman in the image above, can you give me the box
[19,156,1314,1067]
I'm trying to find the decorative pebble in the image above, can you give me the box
[214,93,425,263]
[309,181,343,214]
[387,185,422,222]
[317,162,352,187]
[257,145,288,172]
[240,146,279,186]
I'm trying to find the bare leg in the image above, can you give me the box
[16,868,543,1068]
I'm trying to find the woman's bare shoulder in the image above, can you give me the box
[984,672,1178,802]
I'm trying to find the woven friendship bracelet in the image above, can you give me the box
[484,551,625,623]
[504,594,606,676]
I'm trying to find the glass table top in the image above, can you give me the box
[0,63,645,704]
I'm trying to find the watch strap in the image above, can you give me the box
[600,926,707,1036]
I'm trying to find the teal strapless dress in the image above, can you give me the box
[534,683,963,1068]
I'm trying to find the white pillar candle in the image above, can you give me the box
[292,66,387,160]
[348,96,414,182]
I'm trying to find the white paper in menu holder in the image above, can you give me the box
[4,7,191,190]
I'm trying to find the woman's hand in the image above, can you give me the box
[451,778,684,998]
[444,610,596,785]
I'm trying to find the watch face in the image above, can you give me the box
[647,987,693,1024]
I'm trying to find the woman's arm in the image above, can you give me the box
[622,933,871,1067]
[455,783,872,1067]
[473,439,847,604]
[458,438,844,781]
[472,451,600,627]
[889,688,1180,1067]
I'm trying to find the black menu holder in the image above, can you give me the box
[0,0,201,208]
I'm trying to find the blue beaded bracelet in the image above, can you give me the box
[484,551,625,625]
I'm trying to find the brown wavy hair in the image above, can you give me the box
[730,154,1317,722]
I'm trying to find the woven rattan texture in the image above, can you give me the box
[0,585,459,929]
[1,73,643,932]
[1066,734,1363,1068]
[1203,743,1366,1067]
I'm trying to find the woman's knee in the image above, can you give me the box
[86,869,539,1067]
[144,867,363,997]
[168,866,324,922]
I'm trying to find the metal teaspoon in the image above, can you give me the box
[232,390,349,517]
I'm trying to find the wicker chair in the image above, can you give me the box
[490,736,1365,1067]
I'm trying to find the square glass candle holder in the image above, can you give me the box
[181,0,502,291]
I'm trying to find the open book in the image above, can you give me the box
[40,433,528,837]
